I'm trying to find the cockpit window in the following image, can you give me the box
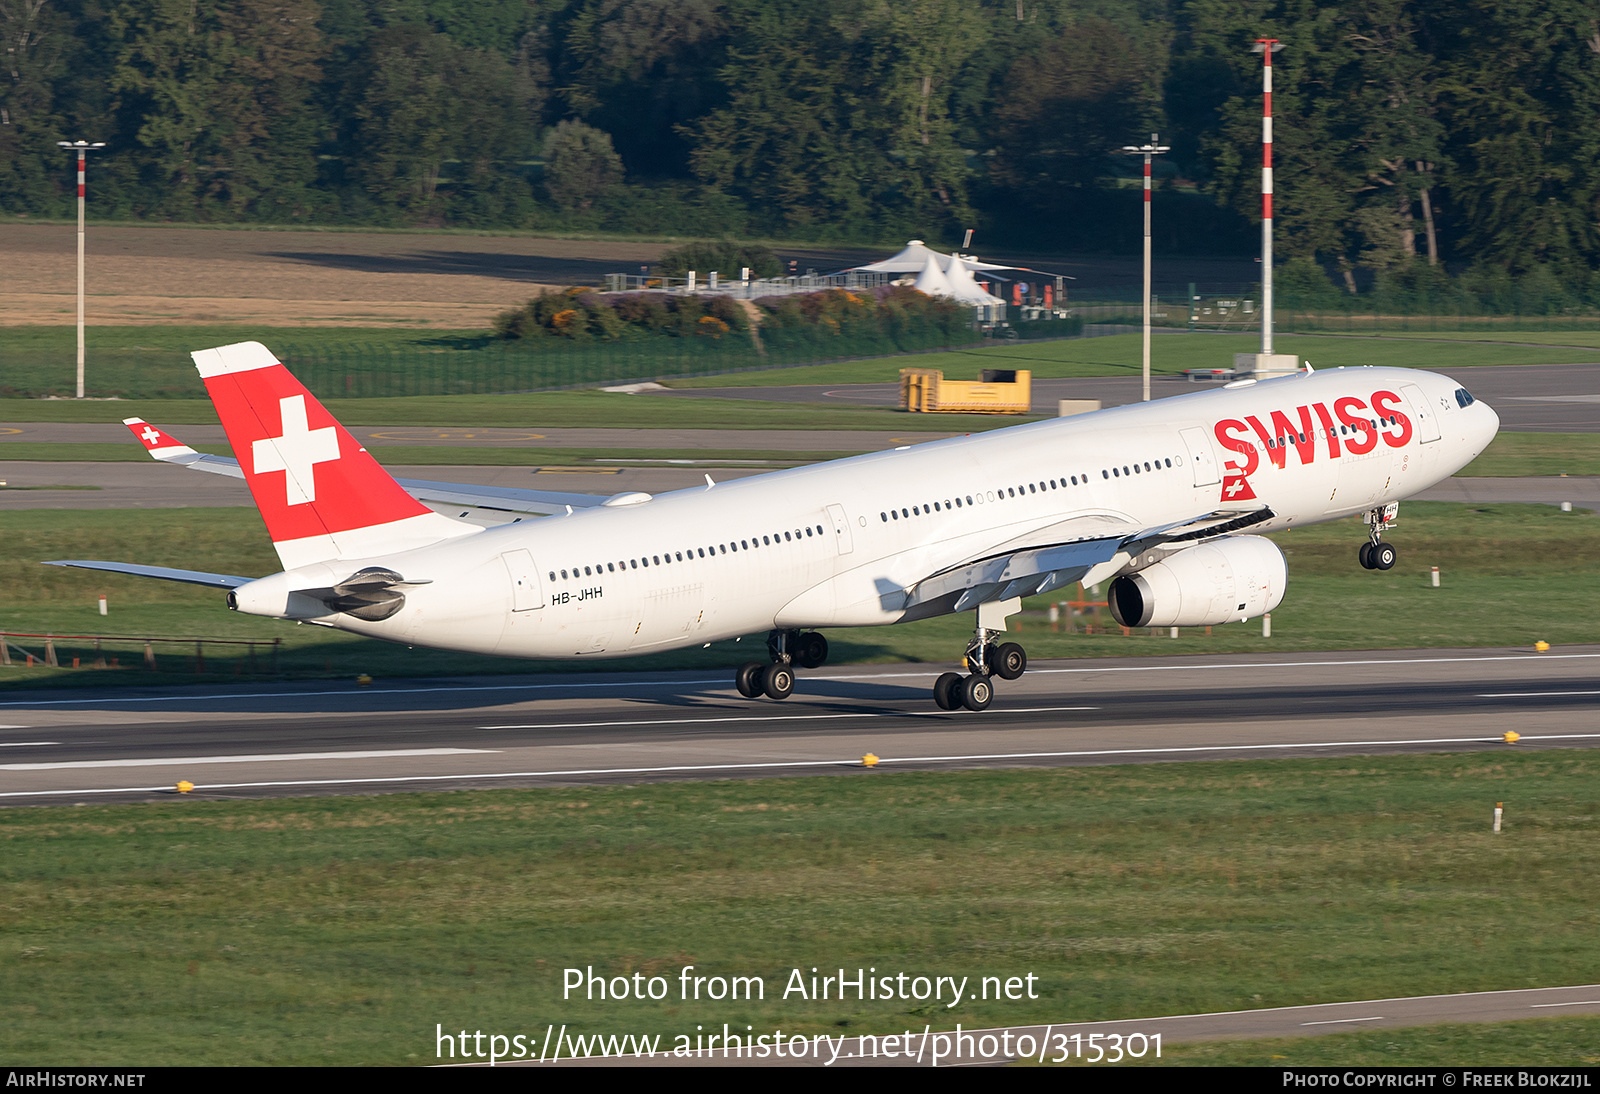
[1455,387,1476,408]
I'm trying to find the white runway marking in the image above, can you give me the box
[1,651,1596,708]
[479,706,1098,731]
[1530,1000,1600,1008]
[0,747,496,771]
[5,733,1597,799]
[0,742,58,748]
[1300,1016,1385,1026]
[1478,690,1600,698]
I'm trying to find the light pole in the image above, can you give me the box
[1121,133,1169,402]
[1252,39,1283,363]
[57,140,105,399]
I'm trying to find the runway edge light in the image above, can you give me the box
[176,780,194,794]
[1534,641,1550,653]
[862,753,880,768]
[1502,731,1520,744]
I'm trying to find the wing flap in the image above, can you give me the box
[901,507,1277,621]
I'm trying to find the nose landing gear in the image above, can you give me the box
[1359,503,1399,571]
[733,629,828,700]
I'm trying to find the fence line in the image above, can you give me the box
[0,318,989,401]
[0,632,280,673]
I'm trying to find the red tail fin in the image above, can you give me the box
[191,342,470,568]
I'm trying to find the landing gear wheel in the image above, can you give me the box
[960,674,993,712]
[735,661,765,698]
[1358,542,1375,570]
[795,632,829,669]
[1372,541,1397,571]
[761,663,795,700]
[933,672,964,711]
[993,642,1027,681]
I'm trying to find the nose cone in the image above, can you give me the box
[1476,399,1501,451]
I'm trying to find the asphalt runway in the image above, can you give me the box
[659,360,1600,431]
[2,646,1597,805]
[526,984,1600,1067]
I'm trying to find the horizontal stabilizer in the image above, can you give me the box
[43,560,253,588]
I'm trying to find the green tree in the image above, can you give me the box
[542,119,624,212]
[0,0,72,214]
[107,0,327,218]
[342,24,537,222]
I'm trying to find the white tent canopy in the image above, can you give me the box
[912,253,954,296]
[943,255,1004,305]
[847,239,1017,275]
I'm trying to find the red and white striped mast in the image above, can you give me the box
[1121,133,1168,402]
[1252,39,1282,359]
[57,140,106,399]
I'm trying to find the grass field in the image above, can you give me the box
[0,390,1012,431]
[666,331,1600,388]
[1459,432,1600,476]
[0,501,1594,690]
[2,752,1596,1065]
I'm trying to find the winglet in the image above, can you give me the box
[124,418,199,462]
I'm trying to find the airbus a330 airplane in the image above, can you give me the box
[51,341,1498,711]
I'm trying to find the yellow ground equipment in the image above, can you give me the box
[899,368,1032,414]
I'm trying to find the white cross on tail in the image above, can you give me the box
[251,395,339,506]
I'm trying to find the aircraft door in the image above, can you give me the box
[501,549,545,611]
[1401,383,1441,443]
[826,504,854,554]
[1179,427,1221,487]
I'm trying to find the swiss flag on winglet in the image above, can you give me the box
[190,342,432,546]
[123,418,194,458]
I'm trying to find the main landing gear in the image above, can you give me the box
[734,629,829,701]
[932,622,1027,712]
[1358,503,1399,571]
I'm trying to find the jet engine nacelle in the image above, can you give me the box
[1109,535,1286,628]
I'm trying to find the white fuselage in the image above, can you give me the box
[240,367,1499,659]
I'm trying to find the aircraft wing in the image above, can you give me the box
[122,418,608,517]
[900,505,1275,620]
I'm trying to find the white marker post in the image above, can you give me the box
[1121,135,1169,402]
[1493,802,1503,833]
[57,140,106,399]
[1238,42,1296,380]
